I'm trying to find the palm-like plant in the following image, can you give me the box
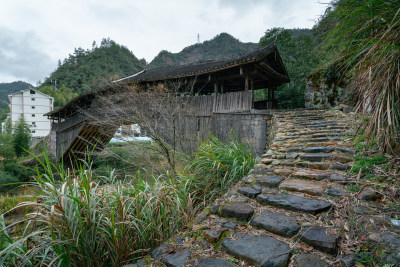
[328,0,400,153]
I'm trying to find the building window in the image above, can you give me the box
[32,130,36,133]
[30,90,36,94]
[32,106,35,109]
[31,98,35,101]
[32,114,35,117]
[32,122,36,127]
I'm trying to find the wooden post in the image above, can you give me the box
[245,76,249,91]
[272,86,276,109]
[268,87,272,109]
[213,82,218,111]
[220,81,224,94]
[190,80,195,96]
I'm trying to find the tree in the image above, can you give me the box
[0,131,15,160]
[39,85,79,109]
[3,118,12,134]
[259,28,325,109]
[12,115,31,157]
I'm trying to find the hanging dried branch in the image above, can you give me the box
[83,79,198,170]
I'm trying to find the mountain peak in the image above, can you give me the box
[148,33,257,69]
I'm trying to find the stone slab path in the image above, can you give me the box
[144,109,400,267]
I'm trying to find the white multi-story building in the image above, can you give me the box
[8,88,53,138]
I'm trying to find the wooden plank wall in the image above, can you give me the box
[214,91,252,112]
[175,90,254,154]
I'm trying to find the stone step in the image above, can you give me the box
[295,162,331,171]
[299,153,331,162]
[222,235,290,266]
[304,146,335,153]
[211,203,255,222]
[291,169,330,180]
[237,186,261,199]
[256,193,332,215]
[279,179,328,196]
[293,254,328,267]
[250,211,300,237]
[256,175,284,187]
[300,227,340,255]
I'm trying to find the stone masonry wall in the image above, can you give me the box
[212,111,271,156]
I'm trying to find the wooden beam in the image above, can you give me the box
[259,62,288,81]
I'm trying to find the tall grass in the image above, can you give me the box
[0,150,194,266]
[0,133,256,265]
[327,0,400,154]
[181,132,257,202]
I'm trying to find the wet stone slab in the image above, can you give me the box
[336,147,356,155]
[287,147,304,153]
[304,146,334,153]
[237,187,261,199]
[162,248,191,267]
[220,203,254,222]
[256,194,332,215]
[250,211,300,237]
[330,173,348,182]
[279,179,326,196]
[293,254,327,267]
[222,235,290,267]
[256,176,285,187]
[299,153,331,162]
[325,188,346,197]
[151,245,191,267]
[330,164,351,171]
[300,227,339,255]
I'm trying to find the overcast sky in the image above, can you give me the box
[0,0,328,85]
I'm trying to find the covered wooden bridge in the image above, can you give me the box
[46,43,289,161]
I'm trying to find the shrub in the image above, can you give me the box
[181,131,257,202]
[0,172,19,193]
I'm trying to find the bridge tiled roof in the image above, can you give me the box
[114,43,286,83]
[46,42,288,118]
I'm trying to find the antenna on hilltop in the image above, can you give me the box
[197,33,200,44]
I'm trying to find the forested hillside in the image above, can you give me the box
[259,28,327,108]
[148,33,258,69]
[0,81,33,121]
[0,81,33,102]
[40,38,146,95]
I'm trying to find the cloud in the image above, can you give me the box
[0,0,327,83]
[0,27,55,84]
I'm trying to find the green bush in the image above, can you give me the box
[181,131,257,202]
[0,172,19,193]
